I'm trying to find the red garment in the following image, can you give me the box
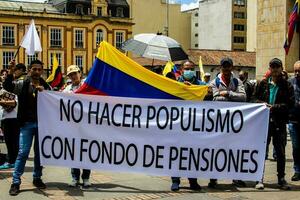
[221,74,230,87]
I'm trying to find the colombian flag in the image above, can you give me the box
[46,54,64,89]
[284,0,299,55]
[76,41,207,100]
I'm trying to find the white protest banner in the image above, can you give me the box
[38,91,269,181]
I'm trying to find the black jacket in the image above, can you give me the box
[256,77,295,124]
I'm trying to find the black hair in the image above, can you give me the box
[29,60,43,68]
[166,72,176,80]
[1,69,8,75]
[16,63,26,72]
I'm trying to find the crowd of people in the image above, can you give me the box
[0,56,299,196]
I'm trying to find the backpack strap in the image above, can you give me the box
[215,76,238,89]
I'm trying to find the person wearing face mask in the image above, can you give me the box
[177,61,206,86]
[170,61,204,192]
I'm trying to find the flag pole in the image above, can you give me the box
[14,45,21,59]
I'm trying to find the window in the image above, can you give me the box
[96,29,104,46]
[234,0,245,6]
[195,33,198,37]
[195,13,198,17]
[75,4,83,14]
[195,23,198,27]
[2,51,14,69]
[195,44,199,48]
[75,55,83,71]
[115,31,125,49]
[97,7,102,16]
[27,53,39,66]
[50,53,62,66]
[75,29,84,48]
[2,26,15,46]
[234,12,245,19]
[50,28,62,47]
[234,24,245,31]
[234,36,245,43]
[116,7,124,17]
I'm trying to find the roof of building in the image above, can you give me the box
[0,0,61,14]
[187,49,256,68]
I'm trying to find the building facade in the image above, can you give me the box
[127,0,191,51]
[184,8,198,49]
[0,0,133,74]
[197,0,247,51]
[256,0,298,78]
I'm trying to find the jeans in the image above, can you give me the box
[266,122,287,179]
[12,122,43,185]
[71,168,91,180]
[288,123,300,173]
[1,118,20,164]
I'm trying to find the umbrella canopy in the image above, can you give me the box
[122,33,188,61]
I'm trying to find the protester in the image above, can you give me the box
[14,63,27,80]
[1,69,8,80]
[288,61,300,181]
[203,72,211,84]
[0,86,19,170]
[63,65,92,188]
[170,61,203,192]
[178,61,206,86]
[256,58,294,190]
[174,64,183,80]
[4,60,51,196]
[239,71,254,102]
[209,57,246,188]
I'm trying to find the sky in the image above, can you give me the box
[16,0,199,11]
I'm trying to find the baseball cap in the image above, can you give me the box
[67,65,80,76]
[220,57,233,66]
[269,58,282,67]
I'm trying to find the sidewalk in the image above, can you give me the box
[1,140,300,200]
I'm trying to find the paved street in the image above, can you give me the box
[1,138,300,200]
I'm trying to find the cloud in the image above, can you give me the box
[181,0,201,11]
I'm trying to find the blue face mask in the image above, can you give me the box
[183,70,195,80]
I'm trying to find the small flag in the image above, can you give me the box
[284,0,299,55]
[199,56,205,81]
[46,54,63,89]
[20,19,42,55]
[163,61,175,76]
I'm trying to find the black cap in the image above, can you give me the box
[16,63,26,72]
[269,58,282,67]
[220,57,233,66]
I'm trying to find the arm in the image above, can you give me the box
[210,80,228,101]
[228,80,246,102]
[0,99,16,107]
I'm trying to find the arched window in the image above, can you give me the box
[96,29,104,46]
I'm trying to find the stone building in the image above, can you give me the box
[0,0,133,74]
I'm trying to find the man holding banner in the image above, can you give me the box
[256,58,295,190]
[4,60,51,196]
[209,57,247,188]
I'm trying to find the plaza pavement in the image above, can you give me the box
[0,137,300,200]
